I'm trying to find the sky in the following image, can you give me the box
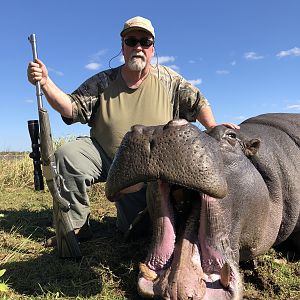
[1,0,299,151]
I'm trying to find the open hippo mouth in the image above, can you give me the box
[105,120,242,299]
[121,181,241,300]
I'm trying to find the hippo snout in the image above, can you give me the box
[105,122,228,201]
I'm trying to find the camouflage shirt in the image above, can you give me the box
[63,64,210,158]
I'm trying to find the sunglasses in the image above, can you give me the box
[124,37,154,48]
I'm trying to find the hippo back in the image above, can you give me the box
[242,113,300,147]
[240,113,300,244]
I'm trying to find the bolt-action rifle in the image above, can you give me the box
[27,34,81,258]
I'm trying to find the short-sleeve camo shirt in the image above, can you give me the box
[63,64,210,158]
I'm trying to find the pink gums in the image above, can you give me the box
[147,180,176,271]
[199,194,224,272]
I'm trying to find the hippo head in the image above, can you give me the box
[106,119,228,201]
[105,120,255,299]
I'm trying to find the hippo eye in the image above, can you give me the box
[226,132,237,139]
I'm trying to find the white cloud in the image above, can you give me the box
[85,62,102,70]
[84,49,107,70]
[156,56,175,64]
[120,55,178,70]
[216,70,230,75]
[233,115,246,120]
[48,68,64,76]
[91,49,107,61]
[276,47,300,58]
[189,60,196,64]
[244,52,264,60]
[188,78,202,86]
[286,104,300,110]
[151,57,158,64]
[150,56,179,70]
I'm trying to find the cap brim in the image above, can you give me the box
[120,27,154,38]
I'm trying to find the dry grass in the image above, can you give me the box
[0,136,75,191]
[0,153,33,190]
[0,153,299,299]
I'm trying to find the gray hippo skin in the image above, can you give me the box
[105,113,300,300]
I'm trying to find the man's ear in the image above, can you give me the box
[244,139,260,157]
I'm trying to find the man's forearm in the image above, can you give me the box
[42,77,73,119]
[197,105,217,129]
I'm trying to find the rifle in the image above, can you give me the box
[28,34,81,259]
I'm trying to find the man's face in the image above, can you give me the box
[122,30,154,71]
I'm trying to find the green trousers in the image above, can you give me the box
[55,136,148,233]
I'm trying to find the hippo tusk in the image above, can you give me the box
[139,263,158,281]
[219,262,231,289]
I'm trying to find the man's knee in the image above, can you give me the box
[55,140,88,176]
[55,141,77,165]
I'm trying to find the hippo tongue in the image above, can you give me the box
[147,181,176,270]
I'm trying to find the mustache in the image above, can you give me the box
[129,52,146,61]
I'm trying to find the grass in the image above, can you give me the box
[0,152,299,299]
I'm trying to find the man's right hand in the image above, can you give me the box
[27,58,48,86]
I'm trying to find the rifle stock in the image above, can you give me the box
[28,34,81,258]
[38,108,55,180]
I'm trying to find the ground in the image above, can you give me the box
[0,154,299,299]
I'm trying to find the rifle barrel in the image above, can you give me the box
[28,33,43,110]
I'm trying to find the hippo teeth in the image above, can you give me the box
[139,263,158,281]
[219,262,231,289]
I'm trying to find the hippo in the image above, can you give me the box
[105,113,300,300]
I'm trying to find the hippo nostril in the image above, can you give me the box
[167,119,189,127]
[131,124,145,133]
[150,139,155,150]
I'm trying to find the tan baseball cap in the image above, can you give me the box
[120,16,155,38]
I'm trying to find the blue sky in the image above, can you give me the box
[1,0,299,151]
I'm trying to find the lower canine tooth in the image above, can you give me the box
[139,263,158,281]
[220,262,231,288]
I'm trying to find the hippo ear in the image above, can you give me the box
[244,139,260,157]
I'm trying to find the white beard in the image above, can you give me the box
[127,54,147,71]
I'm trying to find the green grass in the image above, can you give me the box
[0,153,299,299]
[0,185,148,300]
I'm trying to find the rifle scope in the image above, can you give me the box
[28,119,44,191]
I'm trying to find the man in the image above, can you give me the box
[27,16,239,253]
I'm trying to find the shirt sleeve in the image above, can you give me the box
[176,78,210,122]
[61,68,118,126]
[61,76,99,125]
